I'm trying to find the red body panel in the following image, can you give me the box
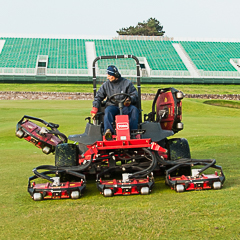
[21,120,62,148]
[156,91,182,131]
[115,115,131,141]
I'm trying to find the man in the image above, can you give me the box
[90,65,139,140]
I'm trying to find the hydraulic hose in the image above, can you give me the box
[129,148,157,179]
[32,154,94,181]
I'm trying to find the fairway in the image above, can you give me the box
[0,99,240,239]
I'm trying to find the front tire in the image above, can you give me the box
[166,138,191,176]
[55,143,78,167]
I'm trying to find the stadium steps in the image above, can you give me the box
[172,43,200,77]
[85,41,97,76]
[0,40,5,54]
[229,58,240,73]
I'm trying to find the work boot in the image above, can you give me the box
[105,129,112,140]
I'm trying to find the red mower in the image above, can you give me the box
[16,55,225,200]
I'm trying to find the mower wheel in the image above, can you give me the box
[103,189,113,197]
[42,146,51,155]
[71,191,80,199]
[33,192,43,201]
[140,187,150,195]
[175,184,185,192]
[16,130,24,138]
[213,181,222,190]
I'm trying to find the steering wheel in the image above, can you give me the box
[109,93,131,105]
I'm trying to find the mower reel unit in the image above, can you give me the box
[97,173,154,197]
[28,167,86,201]
[15,55,225,200]
[16,115,67,154]
[165,159,225,192]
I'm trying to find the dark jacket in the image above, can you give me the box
[92,77,138,109]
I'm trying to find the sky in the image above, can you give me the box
[0,0,240,41]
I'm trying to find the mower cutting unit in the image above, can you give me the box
[28,173,85,201]
[16,55,225,200]
[16,115,68,154]
[165,159,225,192]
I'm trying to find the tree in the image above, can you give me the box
[117,18,165,36]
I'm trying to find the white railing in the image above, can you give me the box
[0,68,36,74]
[113,35,174,41]
[150,70,190,77]
[199,70,240,77]
[1,67,240,78]
[0,67,88,76]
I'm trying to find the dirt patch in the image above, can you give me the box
[0,91,240,101]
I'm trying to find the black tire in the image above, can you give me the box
[55,143,78,167]
[166,138,191,176]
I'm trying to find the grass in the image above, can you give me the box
[0,83,240,95]
[0,99,240,239]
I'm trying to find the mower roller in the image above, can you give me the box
[16,55,225,200]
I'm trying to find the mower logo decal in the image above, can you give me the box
[117,122,129,130]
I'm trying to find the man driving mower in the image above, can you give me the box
[90,65,139,140]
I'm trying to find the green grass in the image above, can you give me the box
[0,99,240,239]
[0,83,239,95]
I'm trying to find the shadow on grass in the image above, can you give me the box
[204,100,240,109]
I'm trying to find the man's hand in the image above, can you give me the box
[90,107,98,119]
[124,97,131,107]
[91,113,96,119]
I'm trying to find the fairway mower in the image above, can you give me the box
[16,55,225,200]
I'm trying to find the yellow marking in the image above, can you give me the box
[164,97,167,102]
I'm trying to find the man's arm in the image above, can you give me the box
[91,84,106,118]
[127,81,138,105]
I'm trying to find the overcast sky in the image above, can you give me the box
[0,0,239,41]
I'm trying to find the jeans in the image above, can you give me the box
[104,105,139,133]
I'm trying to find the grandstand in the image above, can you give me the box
[0,36,240,84]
